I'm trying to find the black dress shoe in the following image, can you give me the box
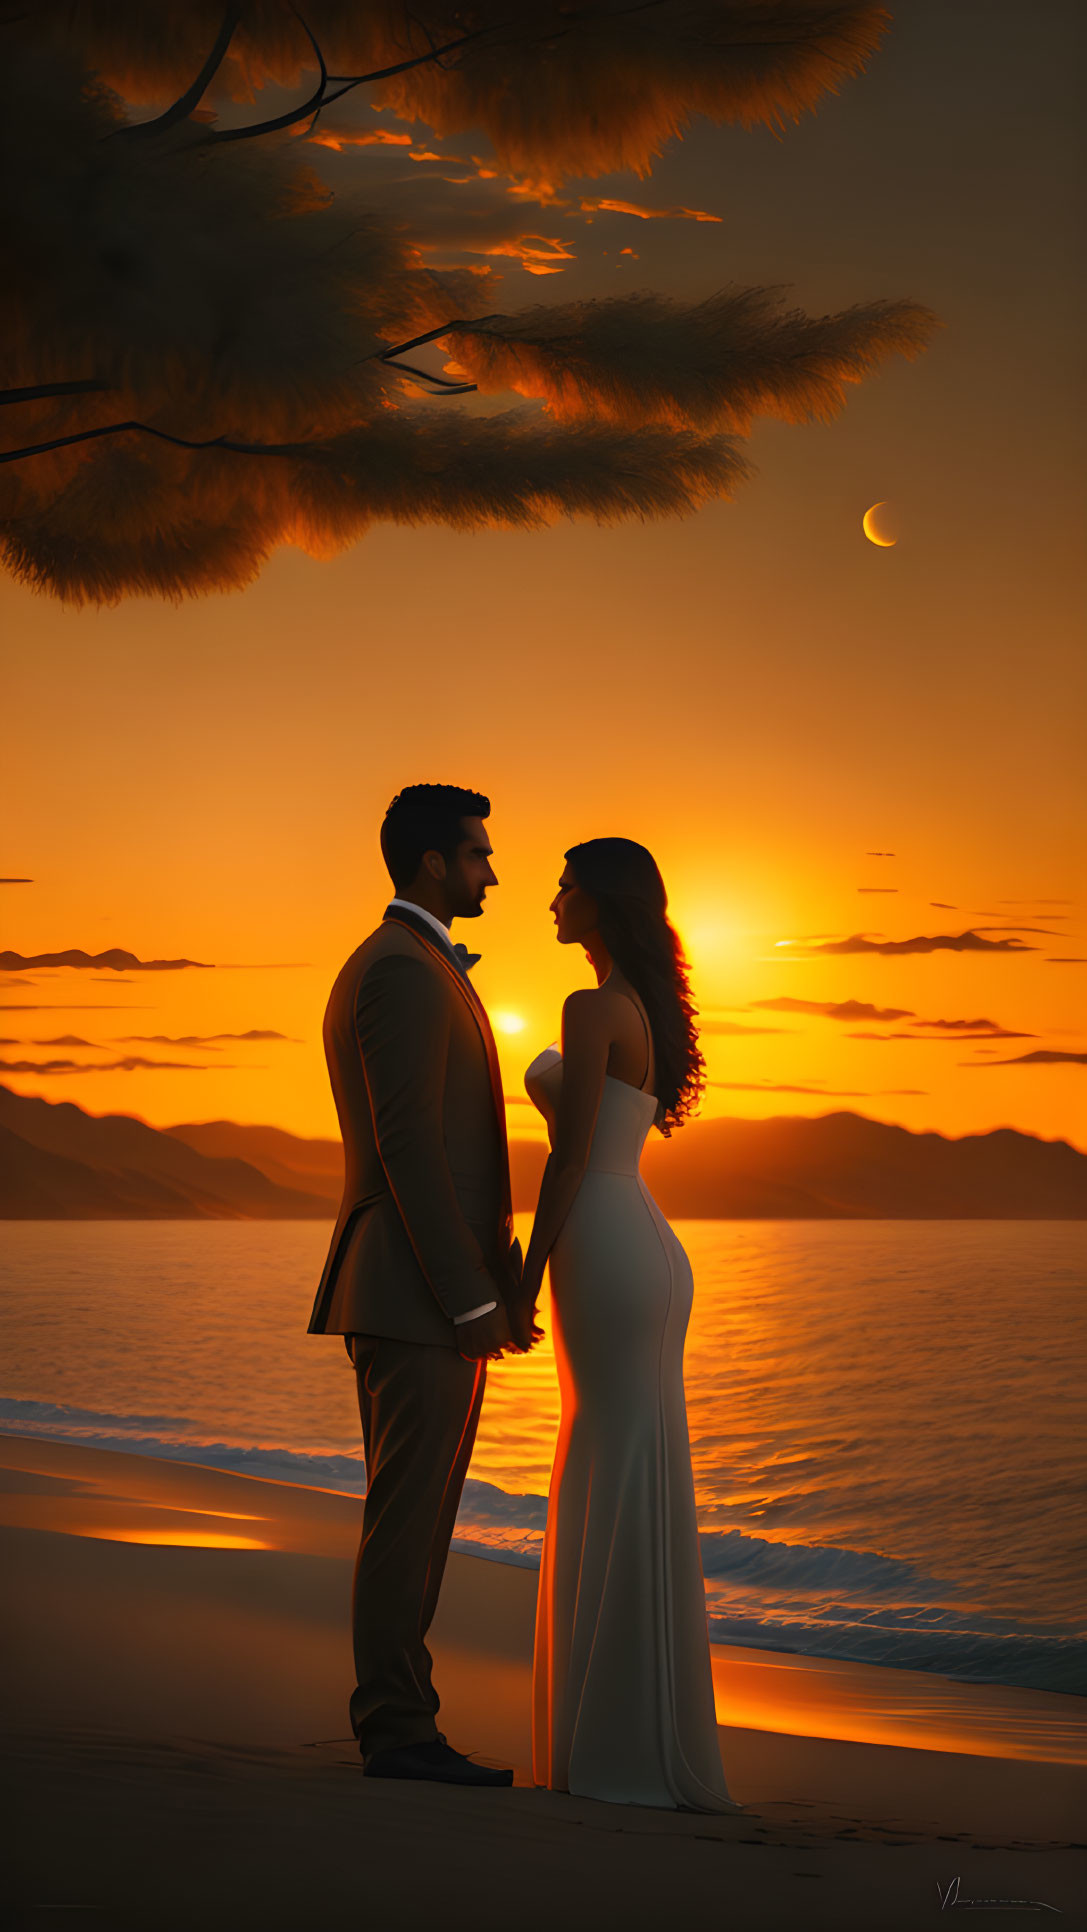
[363,1738,513,1786]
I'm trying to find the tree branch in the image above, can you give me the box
[203,26,490,144]
[374,317,502,359]
[0,422,301,466]
[0,319,491,466]
[112,6,244,140]
[1,379,110,406]
[380,360,477,394]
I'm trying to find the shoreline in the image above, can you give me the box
[3,1432,1084,1767]
[3,1432,1085,1928]
[2,1420,1082,1703]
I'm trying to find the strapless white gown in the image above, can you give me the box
[525,1044,739,1811]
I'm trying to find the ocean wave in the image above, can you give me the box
[698,1524,954,1601]
[0,1398,547,1545]
[0,1399,374,1491]
[703,1606,1087,1695]
[3,1399,1084,1696]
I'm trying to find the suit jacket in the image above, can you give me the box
[308,905,516,1348]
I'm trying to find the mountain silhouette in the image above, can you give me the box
[641,1112,1087,1219]
[166,1119,344,1197]
[1,1085,1083,1219]
[0,1086,329,1218]
[0,949,210,972]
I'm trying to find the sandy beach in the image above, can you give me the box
[2,1432,1084,1930]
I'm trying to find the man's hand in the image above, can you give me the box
[454,1301,514,1362]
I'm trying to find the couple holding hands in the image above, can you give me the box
[309,783,739,1814]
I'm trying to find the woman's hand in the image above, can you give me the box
[507,1278,545,1352]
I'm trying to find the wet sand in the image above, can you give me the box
[2,1434,1084,1929]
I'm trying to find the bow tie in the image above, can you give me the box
[452,942,481,972]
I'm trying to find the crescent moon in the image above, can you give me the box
[863,501,897,547]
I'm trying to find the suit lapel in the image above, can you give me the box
[382,910,513,1238]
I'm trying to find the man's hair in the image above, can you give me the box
[380,783,490,892]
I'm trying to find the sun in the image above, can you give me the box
[493,1012,526,1035]
[679,909,745,962]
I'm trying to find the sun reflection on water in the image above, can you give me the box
[76,1528,271,1549]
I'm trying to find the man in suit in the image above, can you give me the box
[309,783,526,1786]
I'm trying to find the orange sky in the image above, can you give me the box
[3,1,1084,1149]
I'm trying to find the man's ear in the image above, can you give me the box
[423,850,447,881]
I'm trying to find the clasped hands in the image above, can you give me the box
[454,1247,544,1362]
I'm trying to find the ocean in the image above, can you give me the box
[2,1217,1084,1696]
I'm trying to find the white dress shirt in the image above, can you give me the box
[387,896,461,952]
[386,896,497,1326]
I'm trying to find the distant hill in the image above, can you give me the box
[166,1120,344,1200]
[640,1112,1087,1219]
[1,1084,1083,1219]
[0,1086,330,1219]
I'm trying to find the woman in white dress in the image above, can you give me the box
[507,838,740,1813]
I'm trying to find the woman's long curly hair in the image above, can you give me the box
[565,836,704,1136]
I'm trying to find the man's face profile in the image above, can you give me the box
[441,816,497,919]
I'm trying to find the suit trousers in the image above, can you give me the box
[348,1333,486,1758]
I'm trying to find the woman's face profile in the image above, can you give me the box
[550,864,599,946]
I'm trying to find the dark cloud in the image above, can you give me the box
[750,997,915,1022]
[802,931,1035,956]
[911,1019,1031,1037]
[850,1024,1033,1042]
[700,1019,790,1036]
[970,910,1070,921]
[116,1030,299,1045]
[968,1050,1087,1069]
[27,1035,98,1047]
[711,1081,867,1096]
[0,1056,231,1074]
[710,1080,926,1097]
[930,902,956,910]
[1,8,934,603]
[0,977,36,988]
[0,950,211,972]
[866,851,895,857]
[1047,958,1087,965]
[766,1001,1042,1043]
[0,878,33,884]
